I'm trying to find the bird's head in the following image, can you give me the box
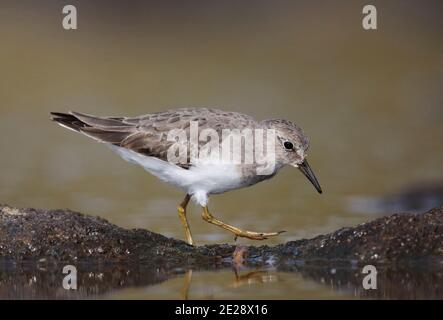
[261,118,322,194]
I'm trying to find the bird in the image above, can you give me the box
[50,107,322,245]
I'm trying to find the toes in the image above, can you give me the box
[236,230,285,240]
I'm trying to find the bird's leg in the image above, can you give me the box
[177,194,194,245]
[201,206,284,240]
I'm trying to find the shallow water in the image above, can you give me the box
[1,260,442,300]
[0,1,443,299]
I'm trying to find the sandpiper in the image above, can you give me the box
[50,108,322,245]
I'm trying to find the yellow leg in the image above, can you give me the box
[201,206,284,240]
[178,194,194,245]
[180,270,193,300]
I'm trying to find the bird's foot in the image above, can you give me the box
[234,230,285,241]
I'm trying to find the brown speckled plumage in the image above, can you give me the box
[50,107,309,171]
[51,108,261,167]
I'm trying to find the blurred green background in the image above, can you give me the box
[0,0,442,298]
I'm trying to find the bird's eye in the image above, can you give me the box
[283,141,294,150]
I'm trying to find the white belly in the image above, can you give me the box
[109,145,243,206]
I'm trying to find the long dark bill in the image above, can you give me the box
[298,159,323,194]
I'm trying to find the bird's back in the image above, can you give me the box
[51,107,259,168]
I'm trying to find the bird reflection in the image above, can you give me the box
[179,267,278,299]
[231,269,278,288]
[180,269,193,300]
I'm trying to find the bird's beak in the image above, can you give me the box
[297,159,322,194]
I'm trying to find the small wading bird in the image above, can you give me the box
[50,108,322,245]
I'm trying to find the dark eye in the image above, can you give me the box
[284,141,293,150]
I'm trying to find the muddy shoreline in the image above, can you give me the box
[1,204,442,268]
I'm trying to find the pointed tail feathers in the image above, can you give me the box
[50,111,134,145]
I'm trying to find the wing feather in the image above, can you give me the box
[50,107,259,169]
